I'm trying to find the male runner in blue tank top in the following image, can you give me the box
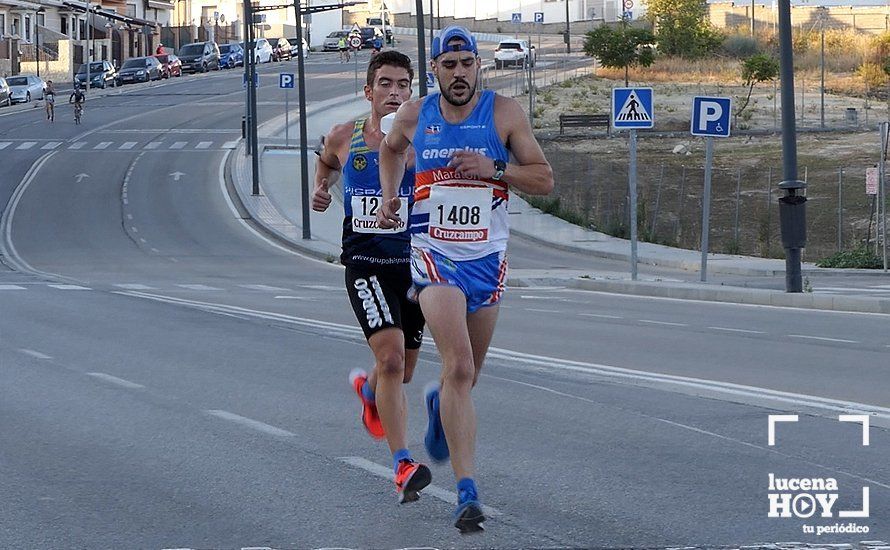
[377,27,554,532]
[311,51,432,505]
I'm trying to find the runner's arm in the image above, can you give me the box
[497,96,553,196]
[312,123,350,212]
[378,100,419,228]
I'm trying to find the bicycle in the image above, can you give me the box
[73,102,83,125]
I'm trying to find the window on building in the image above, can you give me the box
[0,14,6,37]
[79,18,86,40]
[60,15,68,35]
[37,12,45,27]
[126,4,136,18]
[12,16,20,37]
[25,14,30,41]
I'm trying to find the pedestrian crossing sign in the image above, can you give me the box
[612,87,654,129]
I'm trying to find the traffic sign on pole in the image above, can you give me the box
[279,73,295,89]
[426,71,435,89]
[349,35,362,49]
[242,71,259,88]
[691,96,732,137]
[612,87,654,129]
[534,12,544,23]
[511,12,522,23]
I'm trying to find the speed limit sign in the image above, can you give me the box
[623,0,634,9]
[349,35,362,49]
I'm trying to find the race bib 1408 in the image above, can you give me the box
[428,186,492,243]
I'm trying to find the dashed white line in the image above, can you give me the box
[47,284,91,290]
[789,335,859,344]
[708,326,766,335]
[170,141,187,149]
[139,238,147,243]
[131,227,139,233]
[527,308,560,313]
[0,142,10,150]
[120,141,137,150]
[16,142,36,150]
[195,141,213,149]
[126,214,133,220]
[338,456,502,516]
[113,284,156,290]
[578,313,623,319]
[639,320,688,327]
[94,141,112,150]
[19,349,52,359]
[177,284,222,291]
[86,372,144,389]
[0,284,26,290]
[205,410,294,437]
[145,141,162,150]
[41,141,62,150]
[69,141,87,149]
[239,284,290,291]
[274,295,315,300]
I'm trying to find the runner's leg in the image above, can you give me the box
[467,305,499,387]
[366,328,408,454]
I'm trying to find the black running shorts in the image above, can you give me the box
[345,265,425,349]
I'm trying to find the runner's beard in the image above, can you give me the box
[442,78,478,107]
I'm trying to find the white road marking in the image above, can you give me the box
[41,141,62,150]
[0,142,10,150]
[151,248,160,253]
[0,284,26,290]
[120,141,137,150]
[817,286,890,294]
[639,319,687,327]
[86,372,144,389]
[113,284,156,290]
[145,141,162,150]
[526,308,560,313]
[222,140,239,149]
[16,142,36,150]
[94,141,112,150]
[69,141,87,149]
[19,349,52,359]
[337,456,502,516]
[195,141,213,149]
[274,295,315,300]
[578,313,623,319]
[47,284,91,290]
[177,284,223,291]
[519,295,551,300]
[139,238,147,243]
[170,141,187,149]
[126,214,133,220]
[788,335,859,344]
[239,284,290,291]
[205,410,294,437]
[708,326,766,335]
[131,227,138,233]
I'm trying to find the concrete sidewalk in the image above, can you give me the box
[224,89,890,314]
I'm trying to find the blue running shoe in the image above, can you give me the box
[423,381,449,462]
[454,488,485,533]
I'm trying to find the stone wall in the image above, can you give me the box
[20,39,72,82]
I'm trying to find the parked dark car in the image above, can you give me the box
[358,27,377,49]
[0,77,11,107]
[178,41,221,73]
[219,43,243,68]
[116,56,163,84]
[74,60,118,89]
[154,53,182,78]
[271,37,292,61]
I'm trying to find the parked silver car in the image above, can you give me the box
[323,30,349,51]
[5,75,45,104]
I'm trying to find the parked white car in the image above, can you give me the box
[5,75,45,103]
[286,37,310,58]
[494,39,536,69]
[241,38,274,63]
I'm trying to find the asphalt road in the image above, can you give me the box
[1,42,889,549]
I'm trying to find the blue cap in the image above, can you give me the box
[431,26,478,59]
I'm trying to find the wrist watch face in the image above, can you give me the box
[494,159,507,171]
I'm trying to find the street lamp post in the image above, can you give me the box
[36,8,44,77]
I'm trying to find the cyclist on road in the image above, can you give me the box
[69,85,86,124]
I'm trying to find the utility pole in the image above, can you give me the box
[415,0,428,96]
[820,10,825,129]
[565,0,571,54]
[777,0,807,293]
[292,0,311,239]
[85,0,91,92]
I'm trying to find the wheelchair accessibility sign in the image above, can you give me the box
[612,87,653,129]
[691,96,732,137]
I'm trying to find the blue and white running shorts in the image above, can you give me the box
[410,247,507,313]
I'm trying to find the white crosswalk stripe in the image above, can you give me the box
[16,142,36,150]
[222,141,239,149]
[195,141,212,149]
[120,141,138,150]
[0,142,11,150]
[239,284,290,292]
[170,141,187,149]
[47,284,91,290]
[41,141,62,150]
[69,141,87,149]
[145,141,163,149]
[94,142,112,150]
[0,285,27,290]
[177,284,222,291]
[113,284,156,290]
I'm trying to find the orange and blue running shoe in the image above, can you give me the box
[395,459,432,504]
[349,368,385,440]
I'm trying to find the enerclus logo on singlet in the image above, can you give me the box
[421,146,488,160]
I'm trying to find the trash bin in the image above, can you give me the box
[779,195,807,249]
[845,107,858,124]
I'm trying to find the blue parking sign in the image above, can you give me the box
[691,96,732,137]
[279,73,295,89]
[534,12,544,23]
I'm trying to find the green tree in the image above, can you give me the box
[646,0,722,58]
[583,23,656,86]
[735,53,779,122]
